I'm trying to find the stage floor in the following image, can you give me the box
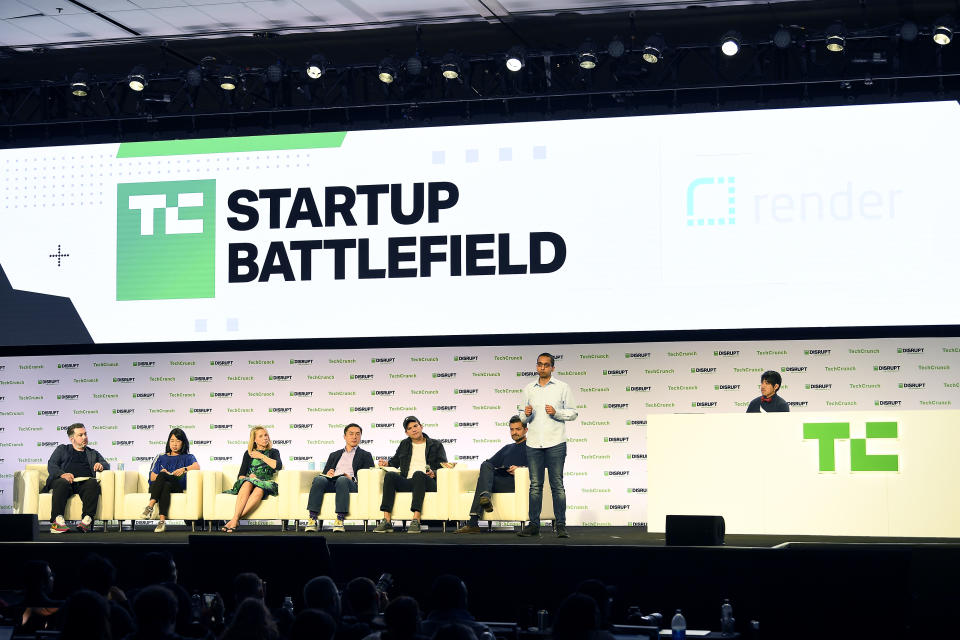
[20,525,960,548]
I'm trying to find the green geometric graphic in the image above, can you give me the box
[117,180,216,301]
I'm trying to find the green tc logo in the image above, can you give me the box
[686,176,736,227]
[803,421,898,472]
[117,180,216,300]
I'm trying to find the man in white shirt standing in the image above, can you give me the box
[519,352,578,538]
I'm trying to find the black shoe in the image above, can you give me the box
[517,523,541,538]
[478,494,494,513]
[556,525,569,538]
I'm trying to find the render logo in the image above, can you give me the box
[686,176,736,227]
[117,180,216,300]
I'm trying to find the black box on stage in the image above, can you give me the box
[665,515,725,546]
[0,513,39,541]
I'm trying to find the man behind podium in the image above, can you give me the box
[746,370,790,413]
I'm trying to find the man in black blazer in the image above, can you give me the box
[304,423,375,532]
[43,423,109,533]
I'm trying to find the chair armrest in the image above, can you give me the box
[453,468,481,492]
[202,470,224,520]
[183,470,203,518]
[358,468,385,516]
[14,469,40,514]
[114,470,144,515]
[98,471,116,520]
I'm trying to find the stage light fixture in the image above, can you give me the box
[441,52,461,79]
[378,57,397,84]
[642,35,666,64]
[505,45,526,72]
[306,54,327,79]
[127,65,147,91]
[266,63,283,84]
[577,40,598,69]
[218,65,239,91]
[899,21,919,42]
[720,31,742,56]
[70,69,90,97]
[607,37,626,59]
[933,17,954,45]
[186,67,203,88]
[773,27,792,49]
[825,23,846,52]
[405,54,423,76]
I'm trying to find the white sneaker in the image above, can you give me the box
[333,517,345,532]
[154,520,166,533]
[50,515,69,534]
[303,518,319,532]
[78,515,93,533]
[141,504,155,519]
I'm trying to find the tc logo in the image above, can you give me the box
[117,180,216,300]
[803,421,898,472]
[686,176,736,227]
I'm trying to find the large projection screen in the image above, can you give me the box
[2,101,959,347]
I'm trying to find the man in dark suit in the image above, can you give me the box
[43,423,109,533]
[304,423,375,532]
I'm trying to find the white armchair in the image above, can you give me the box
[448,466,555,527]
[281,468,381,531]
[202,465,288,530]
[114,466,203,530]
[365,467,453,530]
[13,464,115,530]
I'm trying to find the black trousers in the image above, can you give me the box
[379,471,436,513]
[49,477,100,521]
[469,461,517,516]
[149,474,184,517]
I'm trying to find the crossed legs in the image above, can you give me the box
[224,480,264,530]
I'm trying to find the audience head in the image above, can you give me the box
[383,596,421,640]
[430,575,469,612]
[432,624,477,640]
[290,609,335,640]
[303,575,341,620]
[143,551,177,585]
[133,585,178,637]
[23,560,55,595]
[224,597,279,640]
[343,577,380,617]
[80,553,117,597]
[233,572,265,606]
[552,594,600,640]
[61,589,111,640]
[576,579,613,627]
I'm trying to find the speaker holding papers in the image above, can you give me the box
[664,515,725,546]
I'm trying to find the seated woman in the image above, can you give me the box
[222,426,282,532]
[143,427,199,533]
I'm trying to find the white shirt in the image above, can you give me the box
[407,441,427,479]
[520,377,578,448]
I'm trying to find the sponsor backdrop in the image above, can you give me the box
[2,337,958,524]
[3,101,960,346]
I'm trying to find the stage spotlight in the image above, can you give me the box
[607,36,626,59]
[127,65,147,91]
[218,65,239,91]
[773,27,792,49]
[505,45,526,71]
[825,22,846,52]
[70,69,90,97]
[441,52,461,79]
[899,21,919,42]
[378,57,397,84]
[266,63,283,84]
[186,66,203,88]
[306,54,327,79]
[933,17,954,45]
[720,31,742,56]
[642,34,666,64]
[577,40,598,69]
[405,54,423,76]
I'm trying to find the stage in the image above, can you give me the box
[4,526,959,639]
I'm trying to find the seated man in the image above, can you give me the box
[43,423,109,533]
[455,416,528,534]
[374,416,453,534]
[304,423,375,532]
[746,370,790,413]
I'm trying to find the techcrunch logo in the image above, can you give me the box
[645,369,674,375]
[330,391,357,395]
[826,366,856,372]
[118,180,216,300]
[803,421,898,472]
[580,354,609,359]
[411,390,438,395]
[150,376,175,382]
[412,357,438,362]
[494,355,521,361]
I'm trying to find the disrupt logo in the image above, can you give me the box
[714,384,741,391]
[604,470,629,476]
[454,422,479,428]
[192,440,212,445]
[209,424,233,430]
[210,360,234,366]
[456,455,480,460]
[626,420,647,426]
[626,386,651,392]
[58,363,80,369]
[605,505,630,510]
[37,379,60,385]
[603,403,629,409]
[113,377,135,383]
[112,440,134,446]
[454,389,478,395]
[603,437,629,443]
[351,374,374,380]
[629,488,648,493]
[433,405,456,411]
[131,424,154,430]
[805,383,833,390]
[803,421,898,471]
[289,456,312,462]
[268,407,293,413]
[132,455,154,462]
[874,400,902,406]
[781,366,808,373]
[289,423,313,429]
[899,382,926,389]
[290,359,314,365]
[454,355,478,361]
[371,422,393,429]
[690,367,717,374]
[625,352,651,359]
[686,176,736,227]
[117,180,216,300]
[691,401,717,408]
[36,441,60,447]
[372,357,396,363]
[873,365,901,371]
[603,369,628,376]
[133,393,155,399]
[371,390,395,396]
[269,375,293,381]
[436,438,457,444]
[57,394,79,400]
[291,391,314,397]
[804,349,832,356]
[713,350,740,357]
[350,406,374,412]
[898,347,924,354]
[189,408,213,414]
[112,409,134,414]
[132,361,155,367]
[433,372,456,378]
[210,392,234,398]
[37,410,59,416]
[273,439,292,445]
[210,456,233,462]
[789,401,809,407]
[190,376,213,382]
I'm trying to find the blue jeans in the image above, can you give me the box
[306,475,357,516]
[527,442,566,526]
